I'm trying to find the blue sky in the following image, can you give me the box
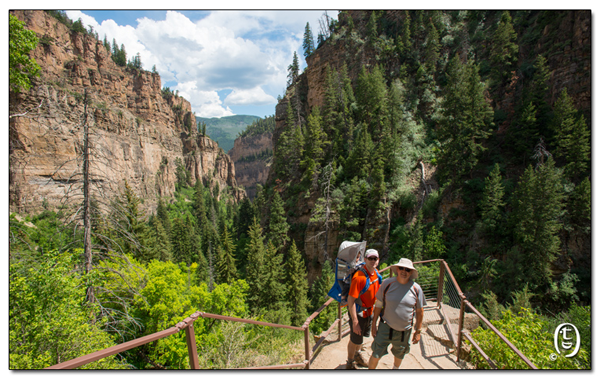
[65,10,338,119]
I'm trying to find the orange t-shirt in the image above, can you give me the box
[348,268,380,317]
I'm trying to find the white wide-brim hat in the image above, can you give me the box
[390,258,418,280]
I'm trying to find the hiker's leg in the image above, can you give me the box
[390,329,411,369]
[368,355,380,369]
[347,340,359,361]
[392,356,403,369]
[370,322,390,369]
[347,313,365,362]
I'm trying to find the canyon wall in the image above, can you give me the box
[9,10,244,214]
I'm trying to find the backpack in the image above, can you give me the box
[327,241,382,311]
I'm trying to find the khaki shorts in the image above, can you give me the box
[371,321,412,359]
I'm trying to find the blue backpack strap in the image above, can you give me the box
[358,266,371,296]
[375,268,382,284]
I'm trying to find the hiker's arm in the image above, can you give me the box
[412,307,424,344]
[371,304,382,337]
[347,295,361,335]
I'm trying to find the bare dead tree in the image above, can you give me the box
[318,11,333,40]
[83,90,94,303]
[307,162,339,262]
[9,84,150,339]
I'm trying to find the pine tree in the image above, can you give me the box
[193,179,207,228]
[216,226,237,284]
[439,54,493,183]
[261,241,289,323]
[150,218,172,262]
[267,191,289,253]
[355,65,389,138]
[287,51,300,87]
[285,240,309,326]
[550,88,590,180]
[303,22,315,58]
[170,216,193,265]
[366,11,378,43]
[322,65,339,141]
[400,11,411,53]
[511,157,565,292]
[512,101,540,164]
[369,157,387,216]
[529,55,552,120]
[490,11,518,86]
[301,107,326,179]
[287,101,305,171]
[236,197,256,240]
[480,163,505,235]
[424,17,440,70]
[566,115,590,180]
[114,181,152,261]
[156,197,171,235]
[245,217,267,313]
[346,124,374,180]
[568,177,591,231]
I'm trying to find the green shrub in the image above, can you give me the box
[469,308,589,369]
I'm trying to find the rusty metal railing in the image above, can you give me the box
[413,259,537,369]
[45,258,537,370]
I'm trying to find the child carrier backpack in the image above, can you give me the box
[327,241,381,312]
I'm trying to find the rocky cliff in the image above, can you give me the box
[229,132,273,200]
[9,10,245,214]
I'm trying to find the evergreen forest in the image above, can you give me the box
[9,10,591,370]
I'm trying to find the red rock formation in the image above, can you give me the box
[9,10,244,213]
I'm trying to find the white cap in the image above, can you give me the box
[365,249,379,258]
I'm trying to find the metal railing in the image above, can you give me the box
[414,259,537,370]
[45,259,537,370]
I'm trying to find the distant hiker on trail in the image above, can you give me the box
[346,249,381,369]
[368,258,425,369]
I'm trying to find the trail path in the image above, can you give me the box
[309,305,474,370]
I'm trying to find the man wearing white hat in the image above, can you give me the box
[368,258,426,369]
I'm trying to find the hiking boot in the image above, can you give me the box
[354,351,370,367]
[345,360,357,369]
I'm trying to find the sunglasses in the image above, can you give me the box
[366,256,378,261]
[397,267,411,272]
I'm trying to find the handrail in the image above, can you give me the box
[44,258,538,370]
[46,318,196,369]
[436,259,538,369]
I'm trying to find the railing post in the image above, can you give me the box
[437,261,445,308]
[338,303,342,341]
[185,323,200,369]
[304,325,311,369]
[456,296,466,363]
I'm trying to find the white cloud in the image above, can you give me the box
[176,81,234,118]
[225,87,277,106]
[71,10,337,117]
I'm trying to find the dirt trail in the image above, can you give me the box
[309,305,473,370]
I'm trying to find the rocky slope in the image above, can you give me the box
[229,132,273,200]
[9,10,245,214]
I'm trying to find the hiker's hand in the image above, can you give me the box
[412,332,421,344]
[371,324,378,338]
[352,320,361,335]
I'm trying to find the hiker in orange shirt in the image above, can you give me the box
[346,249,381,369]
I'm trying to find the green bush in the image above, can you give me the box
[469,308,589,369]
